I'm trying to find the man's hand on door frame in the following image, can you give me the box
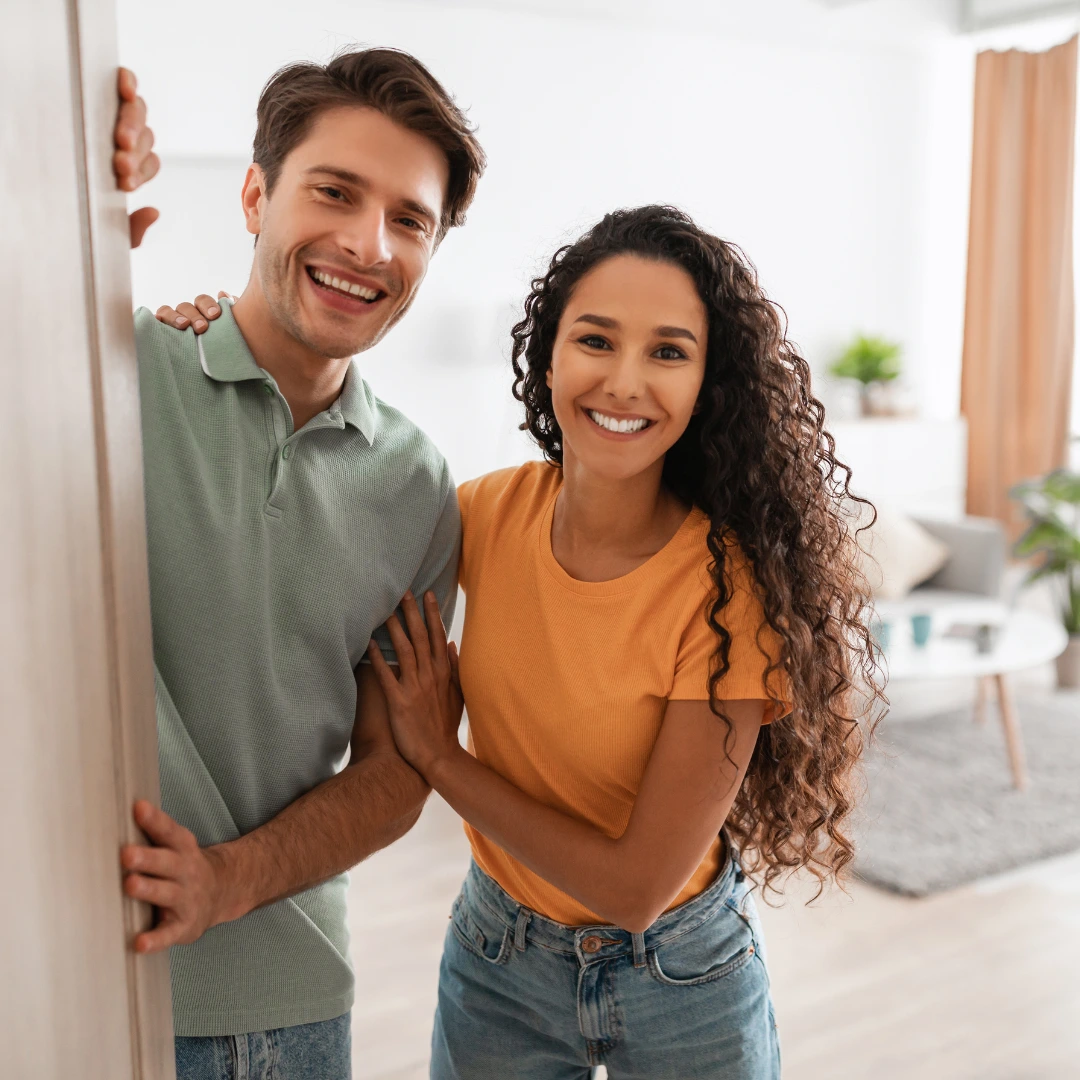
[120,800,237,954]
[113,67,160,248]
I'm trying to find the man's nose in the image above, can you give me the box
[339,207,392,268]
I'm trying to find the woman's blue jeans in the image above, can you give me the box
[431,854,780,1079]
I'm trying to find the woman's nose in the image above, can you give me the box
[604,354,645,401]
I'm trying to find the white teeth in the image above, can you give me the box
[311,269,380,301]
[588,409,650,434]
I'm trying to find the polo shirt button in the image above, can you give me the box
[282,444,292,460]
[263,384,274,396]
[581,935,602,954]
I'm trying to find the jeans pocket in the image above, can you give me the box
[647,907,757,987]
[449,892,513,965]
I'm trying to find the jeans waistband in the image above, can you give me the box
[460,840,745,963]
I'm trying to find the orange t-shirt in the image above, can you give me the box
[456,461,788,925]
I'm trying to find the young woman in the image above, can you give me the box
[168,206,881,1079]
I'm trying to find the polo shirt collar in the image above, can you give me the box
[334,361,378,444]
[196,299,378,444]
[195,299,265,383]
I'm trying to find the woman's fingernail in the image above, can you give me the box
[207,306,220,316]
[175,317,188,327]
[194,320,207,330]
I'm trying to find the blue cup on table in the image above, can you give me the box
[911,612,932,648]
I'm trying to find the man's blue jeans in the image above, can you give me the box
[175,1012,351,1080]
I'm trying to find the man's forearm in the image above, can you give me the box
[210,748,429,923]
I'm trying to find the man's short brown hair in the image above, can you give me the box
[253,47,486,240]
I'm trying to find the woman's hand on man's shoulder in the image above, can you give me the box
[155,292,232,333]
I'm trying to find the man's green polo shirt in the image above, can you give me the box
[135,300,459,1037]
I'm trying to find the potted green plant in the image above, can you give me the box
[1011,469,1080,689]
[829,334,902,417]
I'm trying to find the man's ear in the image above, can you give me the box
[241,164,267,238]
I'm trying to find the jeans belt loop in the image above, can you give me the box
[632,931,647,968]
[514,907,531,952]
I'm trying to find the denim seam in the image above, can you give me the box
[465,866,738,955]
[646,941,756,987]
[474,890,516,933]
[470,891,582,956]
[523,935,578,957]
[450,914,513,965]
[648,897,728,951]
[267,1027,279,1080]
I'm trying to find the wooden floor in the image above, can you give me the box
[346,675,1080,1080]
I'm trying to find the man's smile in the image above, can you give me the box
[304,264,391,314]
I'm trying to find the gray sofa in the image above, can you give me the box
[913,516,1007,602]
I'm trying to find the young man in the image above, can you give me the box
[111,52,485,1077]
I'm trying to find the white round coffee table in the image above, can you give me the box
[876,605,1068,790]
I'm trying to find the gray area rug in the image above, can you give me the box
[853,695,1080,896]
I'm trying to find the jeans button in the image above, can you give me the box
[581,935,602,954]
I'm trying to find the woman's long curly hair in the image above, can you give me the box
[511,205,884,894]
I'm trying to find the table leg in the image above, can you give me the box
[974,676,990,724]
[993,673,1028,791]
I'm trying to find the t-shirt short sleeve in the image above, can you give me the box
[457,467,522,595]
[670,552,791,723]
[457,478,479,592]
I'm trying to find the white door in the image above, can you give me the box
[0,0,174,1077]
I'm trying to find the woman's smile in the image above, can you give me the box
[583,407,656,438]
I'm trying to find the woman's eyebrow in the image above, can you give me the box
[572,314,698,344]
[655,325,698,344]
[573,314,619,329]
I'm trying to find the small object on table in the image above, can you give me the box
[943,622,1004,654]
[911,613,932,648]
[880,608,1067,791]
[975,623,1000,654]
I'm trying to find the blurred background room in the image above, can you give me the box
[120,1,1080,1076]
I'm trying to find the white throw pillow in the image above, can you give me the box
[848,503,950,601]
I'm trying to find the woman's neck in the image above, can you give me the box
[551,451,689,583]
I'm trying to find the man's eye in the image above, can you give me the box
[398,217,422,230]
[320,186,345,201]
[656,345,687,360]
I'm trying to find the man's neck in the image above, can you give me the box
[231,288,351,432]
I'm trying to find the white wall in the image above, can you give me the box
[119,0,985,483]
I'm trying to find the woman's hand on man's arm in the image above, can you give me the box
[366,590,764,932]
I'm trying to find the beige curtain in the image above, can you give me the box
[961,35,1078,532]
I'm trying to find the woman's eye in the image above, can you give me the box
[579,335,611,350]
[656,345,687,361]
